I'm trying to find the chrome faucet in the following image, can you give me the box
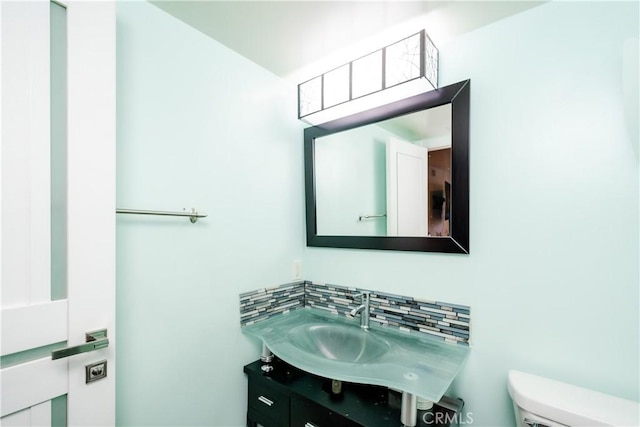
[350,291,371,330]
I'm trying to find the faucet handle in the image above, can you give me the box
[352,290,370,299]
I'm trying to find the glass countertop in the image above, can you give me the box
[242,307,469,402]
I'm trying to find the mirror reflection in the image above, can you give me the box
[315,104,452,237]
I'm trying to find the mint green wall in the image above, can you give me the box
[315,124,393,236]
[115,2,303,425]
[304,1,639,425]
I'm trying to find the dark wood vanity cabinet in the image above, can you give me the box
[244,359,396,427]
[244,359,461,427]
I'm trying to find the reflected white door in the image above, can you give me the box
[386,137,428,236]
[1,1,115,425]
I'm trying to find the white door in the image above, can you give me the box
[386,137,428,236]
[1,1,115,425]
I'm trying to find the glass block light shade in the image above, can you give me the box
[298,76,322,117]
[424,33,438,90]
[298,30,438,123]
[323,64,350,108]
[385,32,422,87]
[352,50,383,99]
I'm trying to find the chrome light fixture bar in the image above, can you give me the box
[298,30,438,124]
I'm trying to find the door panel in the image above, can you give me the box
[0,1,115,425]
[386,137,428,237]
[1,301,67,355]
[1,0,52,307]
[1,358,67,418]
[1,401,52,427]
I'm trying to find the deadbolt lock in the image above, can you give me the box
[85,360,107,383]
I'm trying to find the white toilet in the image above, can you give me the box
[508,370,640,427]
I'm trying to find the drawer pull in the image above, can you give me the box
[257,395,274,407]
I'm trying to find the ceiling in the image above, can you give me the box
[151,1,546,81]
[380,103,452,142]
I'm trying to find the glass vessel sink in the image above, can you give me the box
[242,308,470,402]
[288,323,391,363]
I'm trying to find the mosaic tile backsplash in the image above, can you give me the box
[239,281,305,326]
[239,281,470,346]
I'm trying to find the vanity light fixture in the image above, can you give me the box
[298,30,438,125]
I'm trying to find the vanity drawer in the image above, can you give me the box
[248,376,290,423]
[290,396,361,427]
[247,405,286,427]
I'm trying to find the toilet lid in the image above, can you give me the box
[508,370,639,427]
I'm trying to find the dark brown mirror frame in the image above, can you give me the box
[304,79,470,254]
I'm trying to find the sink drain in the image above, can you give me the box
[403,372,419,380]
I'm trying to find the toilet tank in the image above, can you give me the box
[508,370,639,427]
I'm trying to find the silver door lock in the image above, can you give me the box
[86,360,107,383]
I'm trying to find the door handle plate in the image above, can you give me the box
[51,329,109,360]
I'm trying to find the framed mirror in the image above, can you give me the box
[304,79,469,254]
